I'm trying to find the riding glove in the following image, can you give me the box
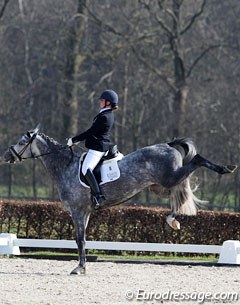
[67,138,73,147]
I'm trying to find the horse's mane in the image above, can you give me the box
[38,133,81,161]
[39,133,65,150]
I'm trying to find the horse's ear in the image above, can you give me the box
[28,123,41,137]
[32,123,41,134]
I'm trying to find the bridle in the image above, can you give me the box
[9,132,72,163]
[10,132,37,162]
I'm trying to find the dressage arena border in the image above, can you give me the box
[0,233,240,265]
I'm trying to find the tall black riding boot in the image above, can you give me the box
[84,169,105,210]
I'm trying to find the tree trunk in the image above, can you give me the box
[7,165,12,197]
[32,162,37,199]
[63,0,88,136]
[120,51,130,149]
[171,0,188,137]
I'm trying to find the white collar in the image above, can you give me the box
[99,108,111,113]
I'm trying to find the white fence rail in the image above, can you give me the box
[0,233,239,265]
[15,239,223,253]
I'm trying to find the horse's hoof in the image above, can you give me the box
[166,215,180,230]
[226,165,238,173]
[70,266,86,275]
[221,165,238,174]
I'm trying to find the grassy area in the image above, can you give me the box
[17,251,218,262]
[0,185,52,199]
[101,254,217,262]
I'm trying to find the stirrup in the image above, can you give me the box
[92,194,105,210]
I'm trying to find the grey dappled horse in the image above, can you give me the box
[3,126,237,274]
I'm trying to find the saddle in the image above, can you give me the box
[78,145,124,188]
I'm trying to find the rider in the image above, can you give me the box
[67,89,119,209]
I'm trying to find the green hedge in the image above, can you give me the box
[0,199,239,246]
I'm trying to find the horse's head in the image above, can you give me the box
[3,124,40,163]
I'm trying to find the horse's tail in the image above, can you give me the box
[168,137,196,165]
[168,137,206,216]
[169,178,205,215]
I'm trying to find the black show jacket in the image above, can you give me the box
[72,109,114,152]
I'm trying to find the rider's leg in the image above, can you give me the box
[85,168,105,208]
[82,149,105,209]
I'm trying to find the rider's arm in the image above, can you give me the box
[71,115,108,143]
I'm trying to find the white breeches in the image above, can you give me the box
[82,149,106,175]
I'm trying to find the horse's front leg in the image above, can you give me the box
[71,213,90,275]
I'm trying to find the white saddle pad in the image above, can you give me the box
[78,153,124,188]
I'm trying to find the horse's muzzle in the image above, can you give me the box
[3,149,16,163]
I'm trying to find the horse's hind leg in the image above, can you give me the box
[193,154,237,174]
[166,213,180,230]
[163,154,237,189]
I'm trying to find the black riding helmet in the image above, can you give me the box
[99,89,118,109]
